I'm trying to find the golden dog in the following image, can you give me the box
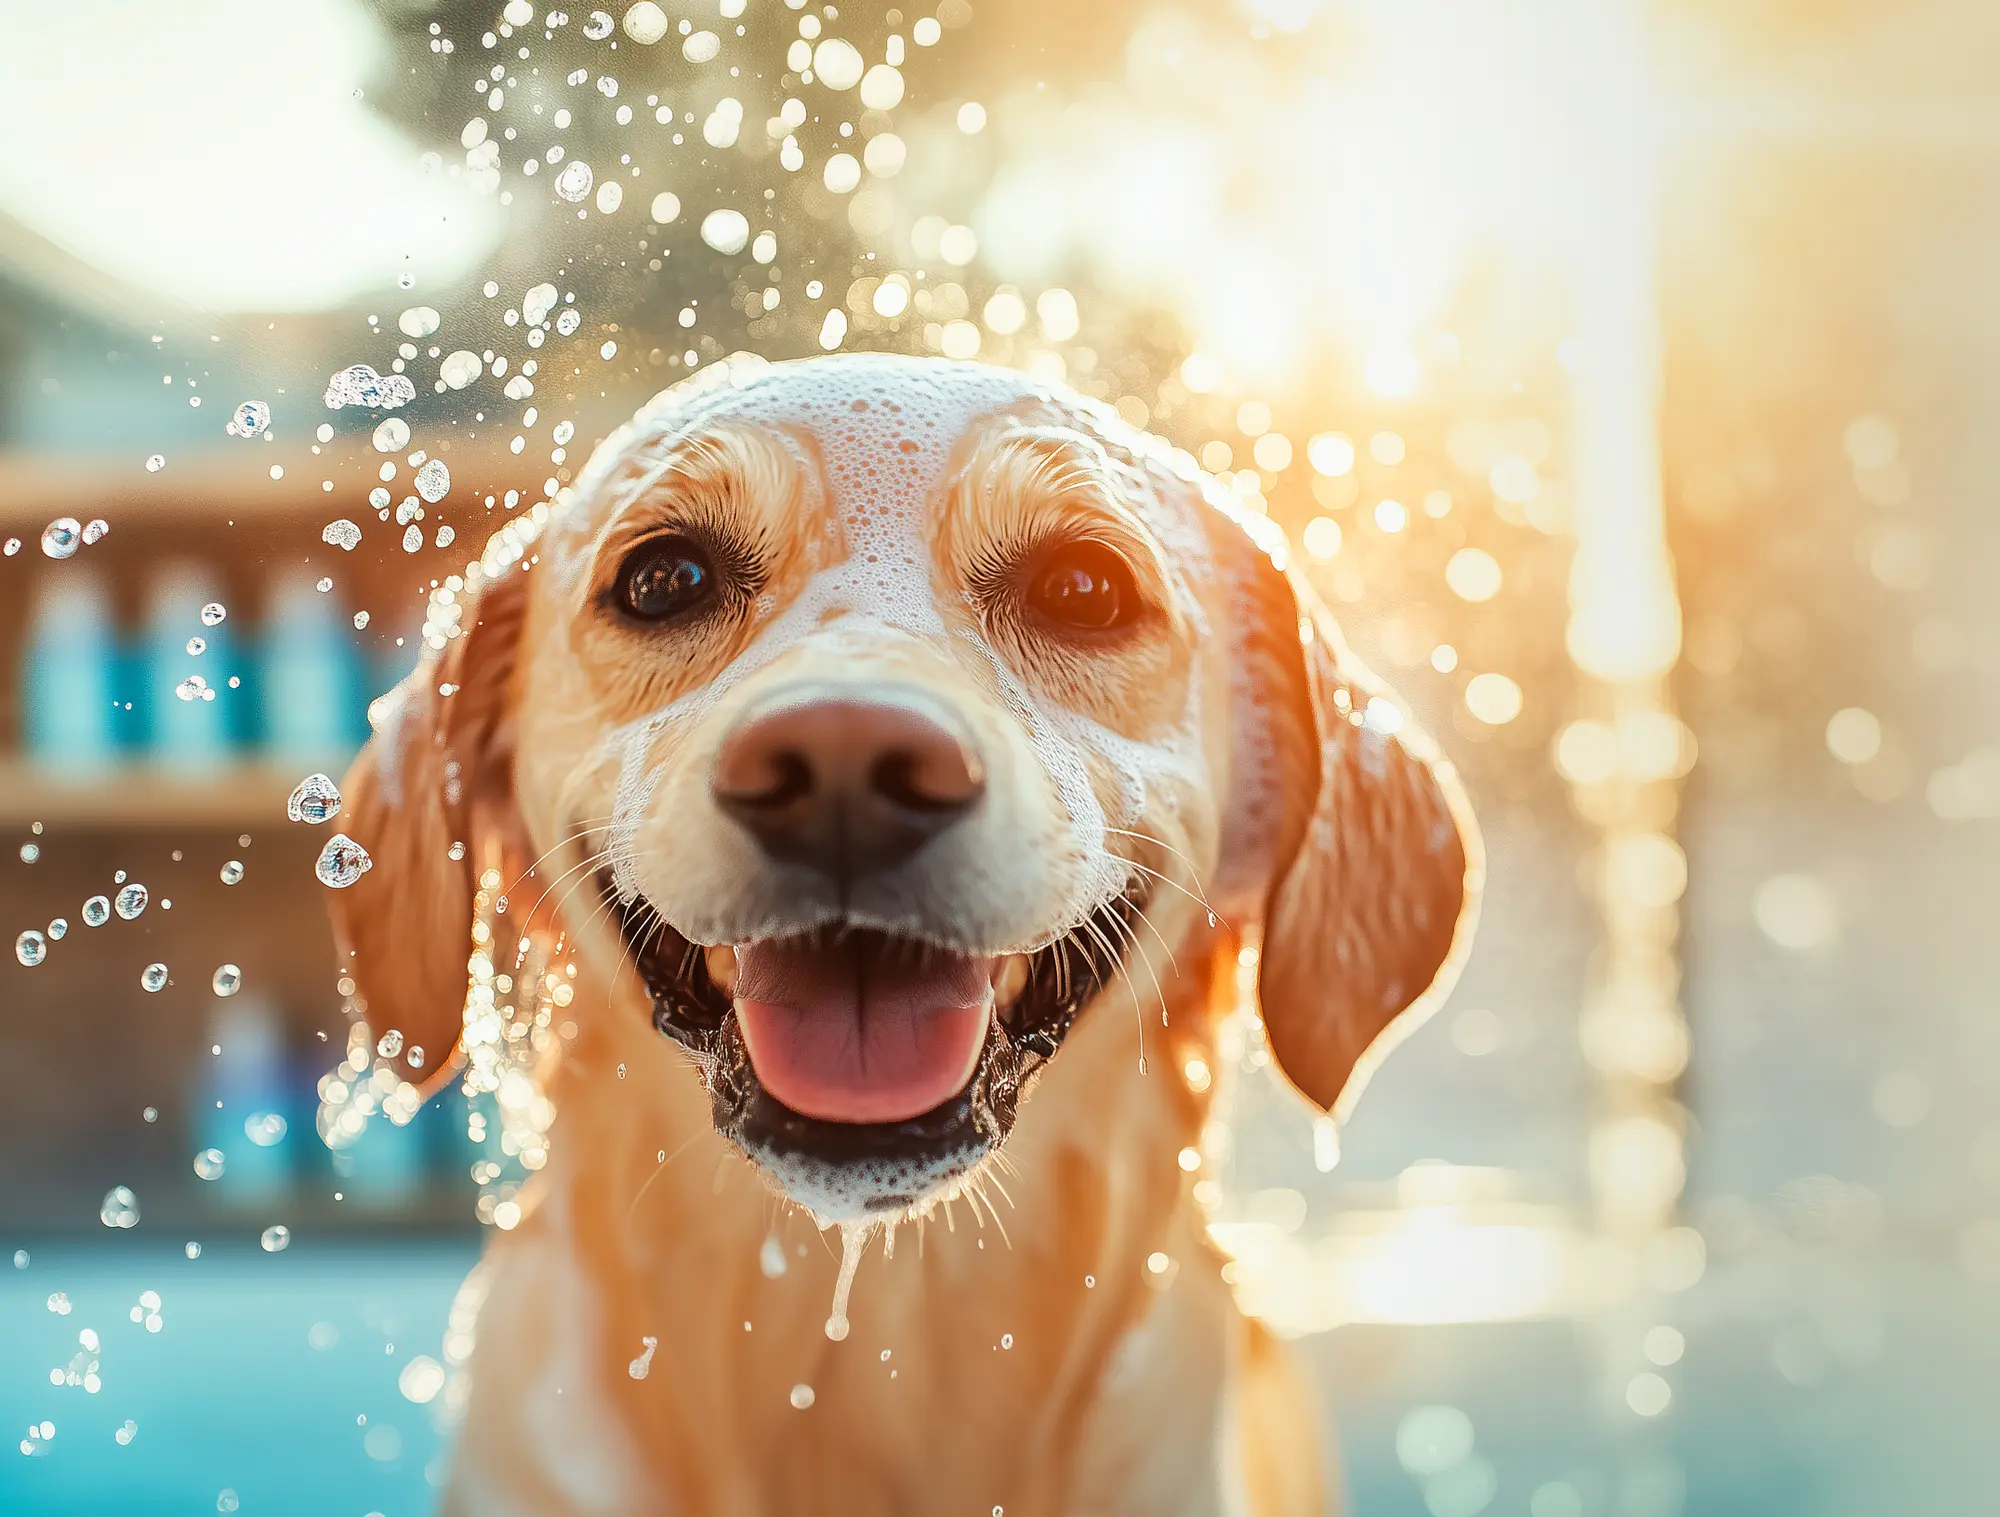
[330,354,1477,1516]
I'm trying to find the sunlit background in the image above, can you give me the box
[4,0,1998,1511]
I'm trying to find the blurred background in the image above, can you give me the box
[3,0,1998,1512]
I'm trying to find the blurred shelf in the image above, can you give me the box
[0,757,307,827]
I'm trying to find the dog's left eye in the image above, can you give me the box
[619,538,715,620]
[1026,540,1139,633]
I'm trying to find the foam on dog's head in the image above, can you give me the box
[548,354,1221,947]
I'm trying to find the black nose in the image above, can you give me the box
[712,686,986,877]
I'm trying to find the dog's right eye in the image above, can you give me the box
[618,538,716,621]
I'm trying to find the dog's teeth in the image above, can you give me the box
[705,944,739,995]
[991,954,1030,1009]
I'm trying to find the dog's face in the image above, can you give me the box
[331,355,1476,1221]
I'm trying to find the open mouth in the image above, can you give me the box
[599,870,1148,1219]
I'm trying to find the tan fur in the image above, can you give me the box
[329,358,1477,1516]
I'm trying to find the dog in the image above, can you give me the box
[329,354,1478,1516]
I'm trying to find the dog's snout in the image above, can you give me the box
[713,687,986,876]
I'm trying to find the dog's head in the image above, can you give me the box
[330,355,1476,1221]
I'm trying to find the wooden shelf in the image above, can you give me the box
[0,758,305,827]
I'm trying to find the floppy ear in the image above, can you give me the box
[1212,515,1481,1117]
[328,566,533,1096]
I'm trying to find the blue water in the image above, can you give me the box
[4,1236,1991,1514]
[1,1240,475,1517]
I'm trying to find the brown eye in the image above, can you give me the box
[1027,541,1138,632]
[619,538,714,620]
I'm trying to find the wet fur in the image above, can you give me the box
[329,357,1479,1516]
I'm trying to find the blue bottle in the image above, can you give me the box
[21,571,119,774]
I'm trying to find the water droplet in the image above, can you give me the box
[788,1383,815,1410]
[556,308,582,336]
[553,419,575,446]
[100,1186,140,1229]
[415,458,451,502]
[1000,1332,1014,1349]
[200,602,227,627]
[186,636,206,656]
[139,963,168,992]
[232,400,271,438]
[322,519,362,552]
[286,773,342,824]
[627,1335,658,1379]
[324,364,415,410]
[193,1149,225,1181]
[211,964,242,997]
[115,884,149,920]
[377,1028,405,1059]
[144,454,166,473]
[583,10,614,38]
[435,525,456,548]
[372,416,411,452]
[353,611,371,630]
[244,1112,287,1147]
[184,1242,200,1259]
[554,160,595,203]
[16,931,46,967]
[758,1234,789,1278]
[82,896,110,927]
[700,208,750,255]
[19,843,38,863]
[259,1225,291,1253]
[439,350,483,389]
[115,1419,138,1444]
[315,834,373,889]
[3,538,18,555]
[46,918,66,941]
[175,675,209,702]
[41,518,81,559]
[218,1488,240,1513]
[82,519,110,545]
[1083,1274,1095,1288]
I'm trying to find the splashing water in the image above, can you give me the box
[41,518,81,559]
[16,931,46,967]
[211,964,242,997]
[259,1225,291,1253]
[100,1187,140,1228]
[627,1335,658,1379]
[115,884,149,919]
[139,963,168,993]
[287,773,342,824]
[824,1223,870,1342]
[232,401,271,437]
[82,895,110,927]
[315,835,372,888]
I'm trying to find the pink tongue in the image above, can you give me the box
[732,937,995,1124]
